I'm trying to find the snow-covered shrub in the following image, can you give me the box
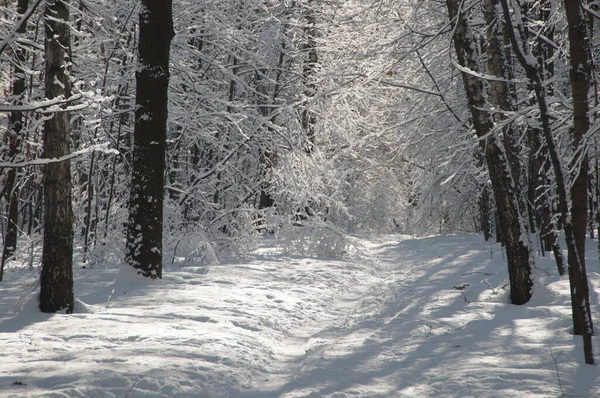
[274,218,350,258]
[164,201,258,266]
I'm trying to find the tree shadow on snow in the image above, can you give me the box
[237,234,600,397]
[0,292,53,333]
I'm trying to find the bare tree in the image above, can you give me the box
[446,0,534,305]
[499,0,593,364]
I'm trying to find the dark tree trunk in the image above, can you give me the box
[534,133,566,275]
[0,0,29,281]
[39,0,74,313]
[446,0,533,305]
[527,137,539,238]
[479,182,492,241]
[528,103,565,274]
[499,0,593,364]
[596,142,600,265]
[82,153,95,261]
[483,0,529,225]
[563,0,594,364]
[302,0,318,154]
[526,0,566,274]
[474,148,492,241]
[125,0,174,279]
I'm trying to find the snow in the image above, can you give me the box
[1,234,600,397]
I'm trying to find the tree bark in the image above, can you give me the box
[0,0,28,281]
[39,0,74,313]
[483,0,528,219]
[532,0,564,274]
[446,0,533,305]
[125,0,174,279]
[302,0,318,154]
[525,4,565,271]
[479,182,492,241]
[499,0,593,364]
[563,0,594,365]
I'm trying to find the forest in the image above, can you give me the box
[2,0,600,395]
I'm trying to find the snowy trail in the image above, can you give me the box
[242,235,600,397]
[241,235,455,397]
[239,241,392,397]
[239,237,403,397]
[1,234,600,397]
[0,236,387,398]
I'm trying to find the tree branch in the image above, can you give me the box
[0,0,45,58]
[0,143,118,169]
[379,79,442,96]
[0,94,82,113]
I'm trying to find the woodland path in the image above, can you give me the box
[241,235,599,398]
[1,234,597,397]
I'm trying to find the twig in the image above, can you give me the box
[379,79,442,97]
[480,278,497,294]
[0,0,45,58]
[123,377,141,398]
[467,373,472,396]
[461,271,494,276]
[550,349,565,397]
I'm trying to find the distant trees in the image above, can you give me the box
[0,1,321,276]
[301,0,318,154]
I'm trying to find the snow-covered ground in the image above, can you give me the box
[1,234,600,397]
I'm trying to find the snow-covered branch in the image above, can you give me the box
[0,0,45,58]
[0,94,83,113]
[0,143,118,169]
[379,79,442,97]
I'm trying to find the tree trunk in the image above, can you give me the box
[483,0,529,225]
[499,0,593,364]
[528,105,565,274]
[82,152,95,262]
[39,0,74,313]
[257,37,287,211]
[125,0,174,279]
[563,0,594,364]
[473,148,492,241]
[479,183,492,241]
[446,0,533,305]
[0,0,29,281]
[302,0,318,154]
